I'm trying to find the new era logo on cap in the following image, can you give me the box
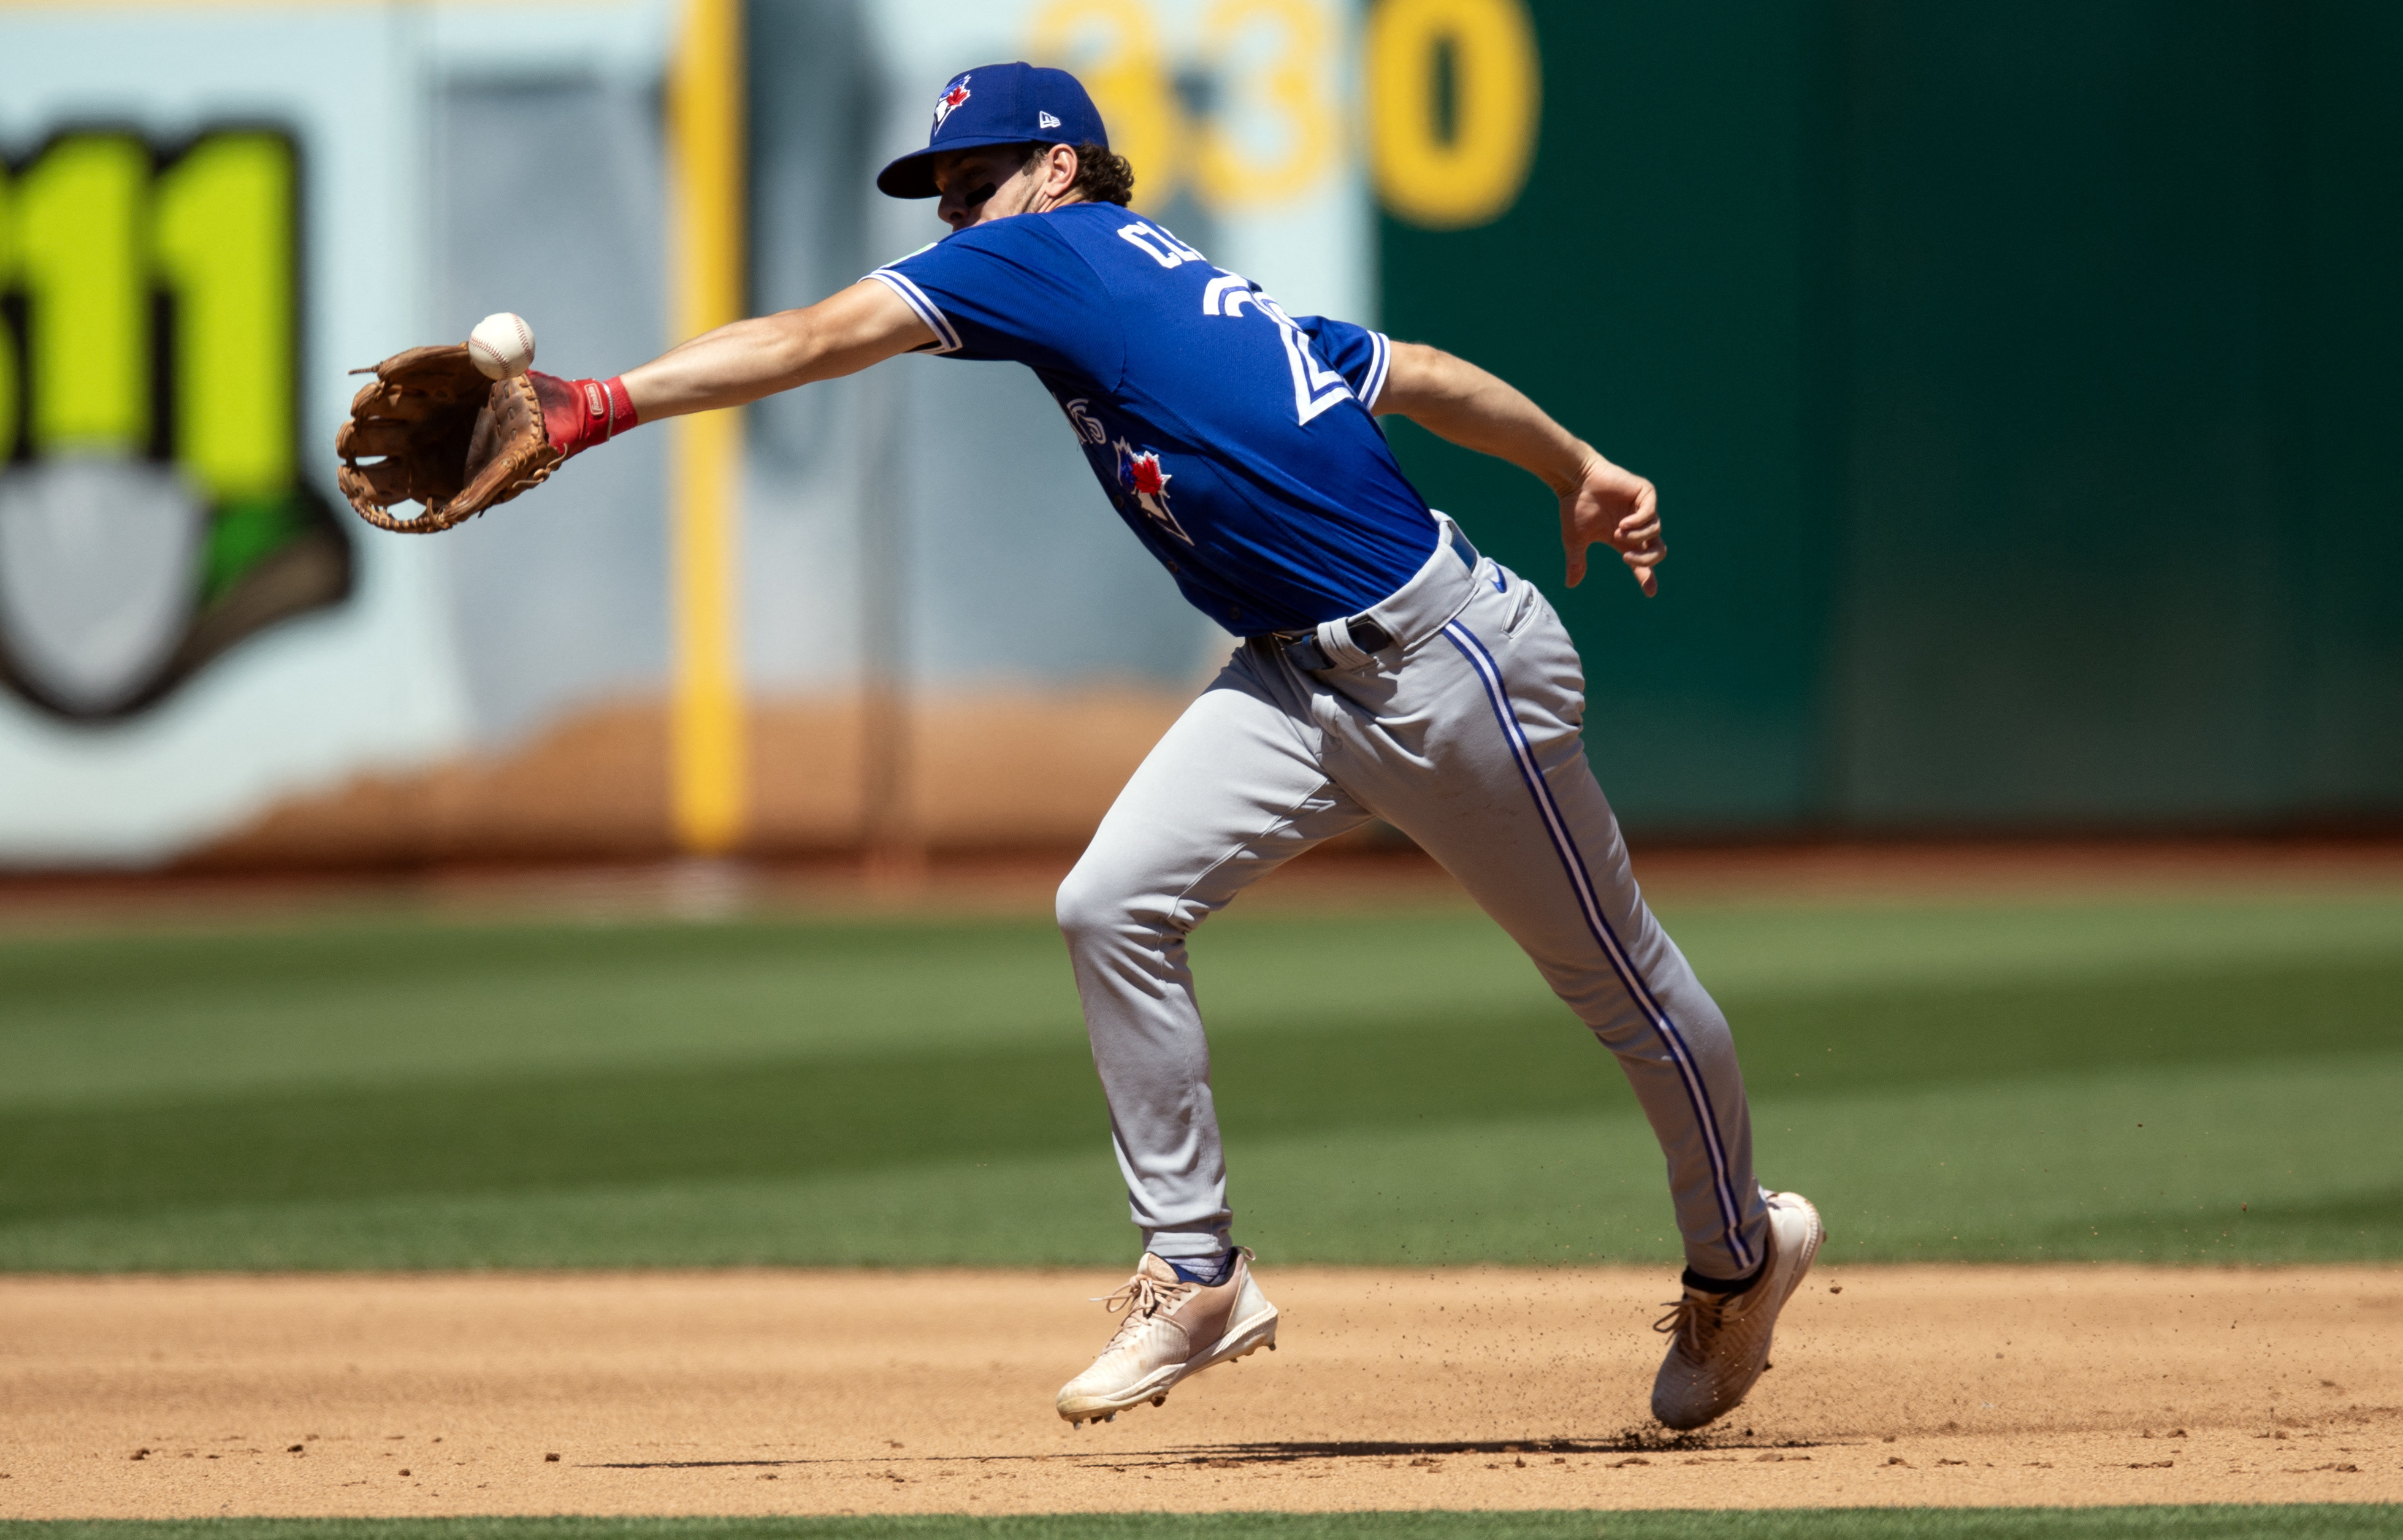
[1039,111,1062,129]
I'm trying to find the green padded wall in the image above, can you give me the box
[1378,0,2403,833]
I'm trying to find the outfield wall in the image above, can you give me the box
[2,0,2397,867]
[1384,0,2403,834]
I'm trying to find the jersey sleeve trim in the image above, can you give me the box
[865,269,964,355]
[1358,330,1393,412]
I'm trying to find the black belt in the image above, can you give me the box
[1267,617,1394,672]
[1259,522,1478,671]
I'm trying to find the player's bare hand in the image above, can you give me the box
[1560,453,1662,596]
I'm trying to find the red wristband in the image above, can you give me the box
[532,373,641,459]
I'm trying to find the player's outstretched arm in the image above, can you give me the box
[620,281,939,421]
[1376,340,1661,595]
[335,281,942,533]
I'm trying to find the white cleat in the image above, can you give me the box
[1650,1189,1825,1432]
[1055,1249,1279,1425]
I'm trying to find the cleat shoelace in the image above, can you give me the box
[1091,1271,1194,1354]
[1652,1294,1727,1364]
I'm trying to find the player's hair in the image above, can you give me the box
[1022,140,1137,207]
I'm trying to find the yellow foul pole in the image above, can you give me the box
[666,0,746,855]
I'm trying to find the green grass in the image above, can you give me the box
[4,1507,2399,1539]
[0,893,2397,1270]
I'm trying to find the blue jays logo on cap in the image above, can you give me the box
[932,74,972,131]
[876,61,1112,200]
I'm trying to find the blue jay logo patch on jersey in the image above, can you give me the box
[932,75,972,130]
[1114,438,1191,545]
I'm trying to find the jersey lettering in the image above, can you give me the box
[1062,397,1107,445]
[1117,219,1205,269]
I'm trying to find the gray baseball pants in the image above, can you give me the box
[1055,516,1771,1281]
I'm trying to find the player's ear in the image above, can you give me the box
[1047,143,1080,199]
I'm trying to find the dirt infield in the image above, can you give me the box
[0,1265,2394,1518]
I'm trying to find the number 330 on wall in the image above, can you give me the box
[0,129,350,722]
[1030,0,1540,231]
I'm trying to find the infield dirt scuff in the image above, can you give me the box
[0,1265,2394,1517]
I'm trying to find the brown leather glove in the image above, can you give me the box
[334,345,634,532]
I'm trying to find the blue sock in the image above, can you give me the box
[1168,1249,1236,1286]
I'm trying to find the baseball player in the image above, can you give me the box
[336,62,1820,1433]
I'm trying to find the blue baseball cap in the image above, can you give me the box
[876,62,1109,199]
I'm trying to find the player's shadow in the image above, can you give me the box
[589,1431,1820,1472]
[1088,1432,1822,1468]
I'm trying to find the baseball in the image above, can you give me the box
[467,312,536,379]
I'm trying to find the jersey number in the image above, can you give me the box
[1200,270,1354,427]
[1117,218,1356,427]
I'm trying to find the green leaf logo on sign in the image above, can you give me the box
[0,128,351,720]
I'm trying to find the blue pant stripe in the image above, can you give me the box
[1440,621,1753,1271]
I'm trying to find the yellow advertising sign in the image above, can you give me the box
[0,128,350,720]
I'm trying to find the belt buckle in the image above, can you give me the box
[1283,635,1335,671]
[1280,617,1391,673]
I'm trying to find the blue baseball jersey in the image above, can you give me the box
[866,202,1438,635]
